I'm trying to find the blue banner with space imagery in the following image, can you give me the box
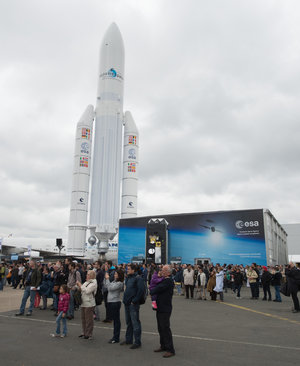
[118,209,267,265]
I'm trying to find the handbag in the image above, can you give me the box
[95,287,103,305]
[34,292,41,308]
[280,281,290,297]
[73,288,82,306]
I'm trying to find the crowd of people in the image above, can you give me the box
[1,259,300,358]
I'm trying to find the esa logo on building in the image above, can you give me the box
[128,149,136,159]
[235,220,259,229]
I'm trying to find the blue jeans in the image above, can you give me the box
[109,302,121,341]
[67,289,75,317]
[235,284,242,297]
[274,285,282,301]
[125,304,141,345]
[175,284,181,295]
[20,286,36,314]
[53,292,59,311]
[56,311,67,335]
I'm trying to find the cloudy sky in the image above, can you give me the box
[1,0,300,240]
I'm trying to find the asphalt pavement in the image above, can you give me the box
[1,286,300,366]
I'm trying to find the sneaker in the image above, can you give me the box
[50,333,60,337]
[60,334,67,338]
[108,339,119,344]
[26,312,32,316]
[84,336,93,340]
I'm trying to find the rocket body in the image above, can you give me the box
[89,23,125,252]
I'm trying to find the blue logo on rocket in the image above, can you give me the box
[109,68,117,77]
[100,68,123,80]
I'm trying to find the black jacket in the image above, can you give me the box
[261,271,273,285]
[53,270,65,286]
[286,267,300,292]
[272,272,282,286]
[150,277,174,313]
[174,269,183,283]
[123,273,144,306]
[233,272,244,286]
[96,269,104,291]
[26,268,42,287]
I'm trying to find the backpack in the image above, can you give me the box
[137,276,148,305]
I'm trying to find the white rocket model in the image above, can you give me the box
[67,23,138,257]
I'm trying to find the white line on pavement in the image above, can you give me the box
[1,313,300,352]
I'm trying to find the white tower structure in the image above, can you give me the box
[121,111,139,218]
[89,23,125,255]
[67,105,94,256]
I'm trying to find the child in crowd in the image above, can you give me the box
[149,268,164,310]
[51,284,70,338]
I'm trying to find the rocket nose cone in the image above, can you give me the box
[78,105,95,126]
[124,111,138,133]
[108,22,121,34]
[102,22,124,45]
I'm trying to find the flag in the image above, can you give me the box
[128,135,136,145]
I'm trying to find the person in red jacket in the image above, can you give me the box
[51,284,70,338]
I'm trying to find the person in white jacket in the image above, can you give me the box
[197,268,207,300]
[213,267,224,302]
[183,265,195,299]
[76,270,97,340]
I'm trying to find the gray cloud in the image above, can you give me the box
[1,0,300,240]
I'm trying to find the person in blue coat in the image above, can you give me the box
[121,264,144,349]
[39,266,54,310]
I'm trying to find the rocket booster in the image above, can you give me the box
[67,105,94,256]
[121,111,139,218]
